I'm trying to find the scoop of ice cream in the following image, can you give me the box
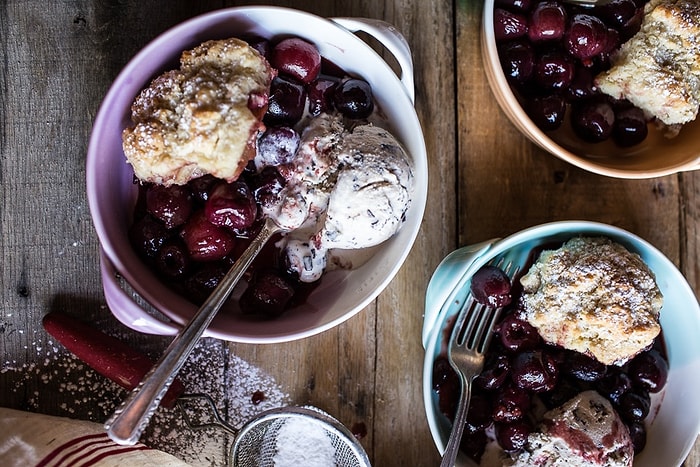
[321,125,413,249]
[270,116,413,283]
[123,38,274,186]
[507,390,633,467]
[518,237,662,366]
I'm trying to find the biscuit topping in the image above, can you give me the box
[518,237,662,365]
[122,38,275,185]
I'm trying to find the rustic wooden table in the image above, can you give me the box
[1,1,698,466]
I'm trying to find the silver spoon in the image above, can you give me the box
[104,216,284,445]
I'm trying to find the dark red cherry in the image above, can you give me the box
[571,98,615,142]
[494,8,529,41]
[333,78,374,119]
[495,420,531,452]
[240,270,296,318]
[470,265,512,307]
[475,353,511,391]
[265,76,307,125]
[250,166,286,209]
[596,369,633,405]
[565,14,609,62]
[617,391,650,423]
[528,2,567,42]
[308,76,340,116]
[180,212,236,262]
[129,215,169,259]
[270,37,321,84]
[498,40,535,86]
[613,106,648,147]
[185,264,227,304]
[492,384,531,422]
[498,313,541,352]
[204,181,257,232]
[627,421,647,454]
[257,126,300,167]
[535,51,575,90]
[188,174,218,203]
[527,94,566,131]
[511,350,559,393]
[155,239,190,279]
[495,0,533,12]
[628,349,668,393]
[146,184,193,229]
[561,349,607,382]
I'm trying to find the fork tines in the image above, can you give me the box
[450,295,502,354]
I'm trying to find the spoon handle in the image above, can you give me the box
[105,217,281,445]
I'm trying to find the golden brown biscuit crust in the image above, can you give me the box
[123,38,274,185]
[518,237,662,366]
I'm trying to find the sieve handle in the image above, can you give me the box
[105,217,282,445]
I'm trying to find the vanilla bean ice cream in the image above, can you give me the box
[259,113,413,283]
[506,391,633,467]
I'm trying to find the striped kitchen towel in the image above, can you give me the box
[0,407,190,466]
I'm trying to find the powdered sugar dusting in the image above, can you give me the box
[1,336,289,466]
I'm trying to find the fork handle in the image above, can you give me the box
[440,374,473,467]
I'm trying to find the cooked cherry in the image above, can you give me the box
[628,349,668,393]
[250,166,286,209]
[188,174,218,203]
[596,368,633,405]
[204,181,257,232]
[240,270,296,318]
[498,313,541,353]
[155,239,190,279]
[540,376,584,409]
[460,429,488,464]
[308,76,340,116]
[565,14,609,62]
[627,421,647,454]
[617,391,650,423]
[265,76,307,125]
[498,40,535,86]
[185,264,227,304]
[495,0,533,11]
[257,126,300,167]
[571,98,615,142]
[495,420,531,452]
[146,184,193,229]
[596,0,638,29]
[528,1,567,43]
[561,349,607,382]
[527,94,566,131]
[566,66,598,101]
[470,265,512,307]
[475,353,511,391]
[494,8,529,41]
[333,78,374,119]
[492,384,531,422]
[535,51,575,90]
[271,37,321,84]
[180,212,236,261]
[511,350,558,393]
[129,215,169,258]
[433,356,460,418]
[466,392,493,432]
[613,106,648,147]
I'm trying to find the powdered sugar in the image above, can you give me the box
[1,336,289,466]
[271,416,336,466]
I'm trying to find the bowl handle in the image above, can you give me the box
[100,250,180,336]
[330,17,415,104]
[421,239,497,348]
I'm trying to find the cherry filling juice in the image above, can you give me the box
[432,246,668,463]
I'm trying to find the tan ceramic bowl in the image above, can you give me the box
[482,1,700,178]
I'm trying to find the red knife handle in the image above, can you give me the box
[42,311,185,409]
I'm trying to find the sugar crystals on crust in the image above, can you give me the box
[518,237,663,366]
[122,38,275,185]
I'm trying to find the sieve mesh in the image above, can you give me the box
[230,406,371,467]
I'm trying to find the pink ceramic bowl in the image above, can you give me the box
[87,7,427,343]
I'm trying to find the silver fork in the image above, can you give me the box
[439,294,505,467]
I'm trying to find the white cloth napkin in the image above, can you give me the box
[0,407,191,466]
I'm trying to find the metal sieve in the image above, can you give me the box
[227,406,371,467]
